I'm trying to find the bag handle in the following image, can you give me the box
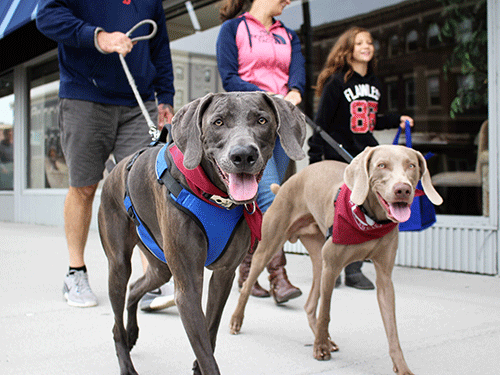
[393,120,434,161]
[393,120,412,147]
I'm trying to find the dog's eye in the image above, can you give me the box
[258,117,267,125]
[409,163,416,169]
[377,163,386,169]
[213,119,223,127]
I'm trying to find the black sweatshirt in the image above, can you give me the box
[308,71,400,163]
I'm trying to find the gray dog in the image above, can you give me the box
[98,92,306,375]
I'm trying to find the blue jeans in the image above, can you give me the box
[257,137,289,213]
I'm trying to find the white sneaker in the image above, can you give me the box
[63,270,98,307]
[139,280,175,312]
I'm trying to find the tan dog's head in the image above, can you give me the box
[344,145,443,223]
[170,92,306,204]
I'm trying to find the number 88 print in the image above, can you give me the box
[350,100,378,133]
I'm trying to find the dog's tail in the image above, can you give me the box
[270,183,280,195]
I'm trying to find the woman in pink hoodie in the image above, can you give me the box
[216,0,305,304]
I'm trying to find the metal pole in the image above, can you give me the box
[301,0,314,118]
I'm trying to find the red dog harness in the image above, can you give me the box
[329,184,398,245]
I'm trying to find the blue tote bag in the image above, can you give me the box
[393,122,437,231]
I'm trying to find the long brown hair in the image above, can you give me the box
[315,26,377,97]
[219,0,252,22]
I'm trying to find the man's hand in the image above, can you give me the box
[96,31,135,56]
[158,104,174,130]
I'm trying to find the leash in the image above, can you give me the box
[272,95,353,163]
[303,112,354,163]
[118,19,161,141]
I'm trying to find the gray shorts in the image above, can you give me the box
[59,98,157,187]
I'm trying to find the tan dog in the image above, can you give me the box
[230,145,443,375]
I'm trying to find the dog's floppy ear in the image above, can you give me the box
[415,150,443,205]
[344,147,375,206]
[264,94,306,161]
[171,93,214,169]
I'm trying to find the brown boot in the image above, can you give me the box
[238,252,270,298]
[267,249,302,304]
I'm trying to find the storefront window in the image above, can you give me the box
[303,0,487,216]
[0,71,14,191]
[28,59,66,189]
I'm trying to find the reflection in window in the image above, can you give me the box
[389,34,399,57]
[0,71,14,191]
[373,39,381,56]
[175,89,184,108]
[175,66,184,80]
[427,23,440,48]
[427,76,441,106]
[29,60,67,189]
[457,18,473,43]
[404,78,415,109]
[406,30,418,52]
[386,81,399,111]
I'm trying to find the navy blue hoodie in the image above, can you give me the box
[36,0,174,107]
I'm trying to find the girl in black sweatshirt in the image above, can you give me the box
[308,26,413,289]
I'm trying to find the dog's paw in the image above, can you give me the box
[393,364,414,375]
[229,314,243,335]
[313,341,333,361]
[328,338,339,352]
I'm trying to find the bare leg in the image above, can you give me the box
[64,184,99,268]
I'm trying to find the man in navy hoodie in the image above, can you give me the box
[36,0,175,308]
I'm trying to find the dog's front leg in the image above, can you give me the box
[191,268,236,374]
[173,262,221,375]
[313,242,343,360]
[300,232,327,337]
[99,203,139,375]
[372,254,414,375]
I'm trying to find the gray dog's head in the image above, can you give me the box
[171,92,306,203]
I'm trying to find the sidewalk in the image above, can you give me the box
[1,221,499,375]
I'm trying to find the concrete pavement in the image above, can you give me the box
[1,221,499,375]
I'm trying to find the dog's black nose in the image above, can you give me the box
[229,145,258,169]
[394,183,411,199]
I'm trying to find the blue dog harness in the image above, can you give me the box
[124,143,255,266]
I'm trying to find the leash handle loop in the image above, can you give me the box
[125,19,157,42]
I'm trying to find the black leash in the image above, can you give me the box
[272,94,353,163]
[303,113,354,163]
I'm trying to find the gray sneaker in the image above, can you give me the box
[63,270,98,307]
[140,280,175,312]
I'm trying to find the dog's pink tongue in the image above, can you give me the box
[228,173,258,202]
[389,203,412,222]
